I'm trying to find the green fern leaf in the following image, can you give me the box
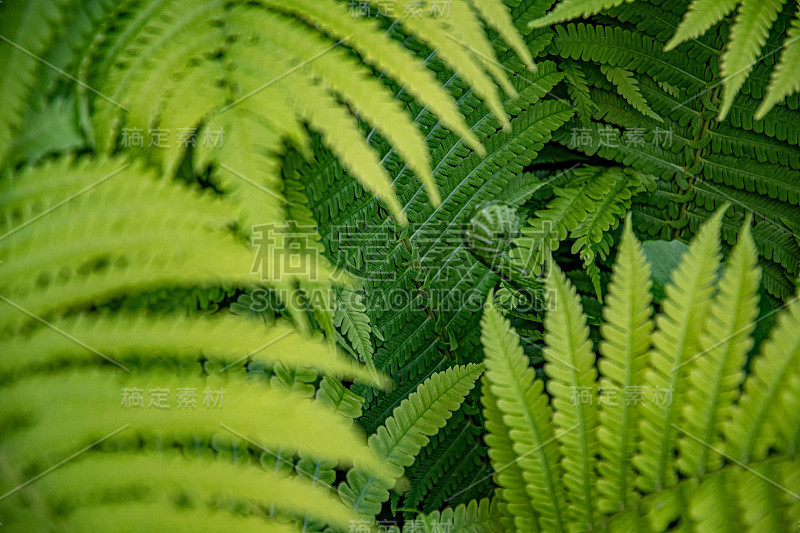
[596,217,654,514]
[600,65,663,122]
[481,376,541,532]
[470,0,537,71]
[757,4,800,118]
[0,0,71,168]
[543,266,599,531]
[634,208,725,493]
[478,213,800,530]
[725,287,800,461]
[257,0,486,155]
[403,497,501,533]
[663,0,739,51]
[66,503,303,533]
[0,314,381,383]
[511,167,614,277]
[570,167,648,298]
[31,452,357,530]
[528,0,627,28]
[561,61,598,126]
[678,219,761,476]
[481,298,568,532]
[718,0,785,120]
[340,364,483,517]
[334,288,378,376]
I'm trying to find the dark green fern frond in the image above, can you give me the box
[334,287,380,377]
[511,165,649,296]
[534,0,800,119]
[340,364,483,518]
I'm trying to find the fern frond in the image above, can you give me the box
[725,289,800,461]
[718,0,785,120]
[470,0,537,71]
[403,497,500,533]
[528,0,627,29]
[600,65,663,122]
[550,23,708,89]
[570,168,648,297]
[359,0,509,129]
[635,208,725,493]
[512,167,612,277]
[757,4,800,118]
[478,213,800,530]
[560,61,598,126]
[687,470,741,532]
[257,0,485,155]
[0,156,296,325]
[29,452,356,530]
[0,370,383,474]
[543,267,599,531]
[663,0,739,51]
[85,0,534,227]
[334,288,378,376]
[481,376,540,532]
[481,299,567,532]
[340,364,483,517]
[678,220,761,476]
[296,376,365,532]
[252,9,440,207]
[63,503,302,533]
[0,314,379,383]
[0,0,71,167]
[596,218,654,514]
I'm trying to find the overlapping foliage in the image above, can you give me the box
[472,214,800,532]
[2,0,800,530]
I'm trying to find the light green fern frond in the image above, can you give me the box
[401,497,501,532]
[469,0,537,71]
[663,0,739,51]
[85,0,533,227]
[718,0,785,120]
[481,298,567,532]
[0,369,386,531]
[478,212,800,531]
[757,4,800,118]
[635,207,725,493]
[0,153,389,531]
[528,0,627,29]
[725,282,800,462]
[596,217,654,513]
[0,314,376,382]
[481,376,540,532]
[678,219,761,476]
[543,266,599,531]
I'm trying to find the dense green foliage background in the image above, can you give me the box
[1,0,799,531]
